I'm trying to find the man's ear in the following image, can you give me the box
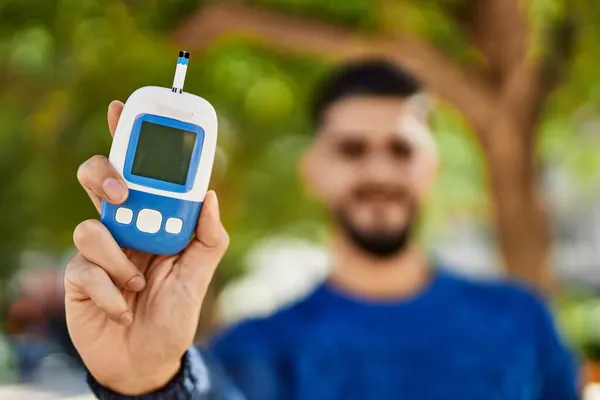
[407,93,433,124]
[298,146,320,199]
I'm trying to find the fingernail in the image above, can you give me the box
[117,310,133,326]
[103,178,127,203]
[126,276,146,292]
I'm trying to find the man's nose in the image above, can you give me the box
[361,154,404,183]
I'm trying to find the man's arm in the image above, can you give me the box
[537,332,580,400]
[87,346,245,400]
[531,294,580,400]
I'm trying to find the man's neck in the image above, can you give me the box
[328,233,431,301]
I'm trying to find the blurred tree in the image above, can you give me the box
[172,0,595,294]
[0,0,598,298]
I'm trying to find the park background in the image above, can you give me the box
[3,0,600,397]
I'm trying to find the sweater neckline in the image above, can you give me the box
[313,266,456,314]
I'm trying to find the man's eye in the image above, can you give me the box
[391,139,413,160]
[337,141,366,159]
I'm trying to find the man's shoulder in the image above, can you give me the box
[443,269,552,324]
[449,270,540,297]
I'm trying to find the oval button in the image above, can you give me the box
[136,209,162,234]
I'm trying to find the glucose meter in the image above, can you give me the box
[100,51,217,256]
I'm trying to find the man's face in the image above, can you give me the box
[303,95,438,257]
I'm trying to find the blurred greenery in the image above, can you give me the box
[557,291,600,360]
[0,333,16,383]
[1,0,600,342]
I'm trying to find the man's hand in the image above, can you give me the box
[65,101,229,395]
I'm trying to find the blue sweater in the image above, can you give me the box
[89,269,579,399]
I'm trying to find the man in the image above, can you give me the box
[66,60,579,399]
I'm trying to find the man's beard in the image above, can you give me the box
[336,211,414,258]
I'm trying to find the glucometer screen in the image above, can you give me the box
[131,121,196,185]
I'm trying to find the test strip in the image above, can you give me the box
[172,50,190,93]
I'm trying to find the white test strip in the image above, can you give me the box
[172,50,189,93]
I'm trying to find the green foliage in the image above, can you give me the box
[379,0,478,64]
[0,0,599,290]
[557,293,600,361]
[422,106,487,240]
[0,333,17,383]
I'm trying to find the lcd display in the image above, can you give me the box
[131,121,197,185]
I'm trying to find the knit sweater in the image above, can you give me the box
[89,268,579,399]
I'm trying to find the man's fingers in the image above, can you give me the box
[108,101,124,137]
[73,220,146,291]
[77,155,129,212]
[65,254,133,326]
[195,191,228,249]
[177,191,229,288]
[77,101,125,212]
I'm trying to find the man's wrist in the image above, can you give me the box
[90,360,182,397]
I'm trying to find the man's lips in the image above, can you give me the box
[354,194,406,203]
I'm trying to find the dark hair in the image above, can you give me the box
[312,59,422,126]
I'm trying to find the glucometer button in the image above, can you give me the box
[115,207,133,225]
[165,218,183,234]
[136,209,162,234]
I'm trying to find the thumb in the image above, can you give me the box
[176,191,229,289]
[107,100,124,138]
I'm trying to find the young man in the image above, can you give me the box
[66,60,579,399]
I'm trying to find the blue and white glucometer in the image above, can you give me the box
[100,51,218,256]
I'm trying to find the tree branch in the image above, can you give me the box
[454,0,528,86]
[534,12,578,119]
[173,1,495,133]
[500,11,578,135]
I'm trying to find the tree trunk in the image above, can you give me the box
[482,115,555,294]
